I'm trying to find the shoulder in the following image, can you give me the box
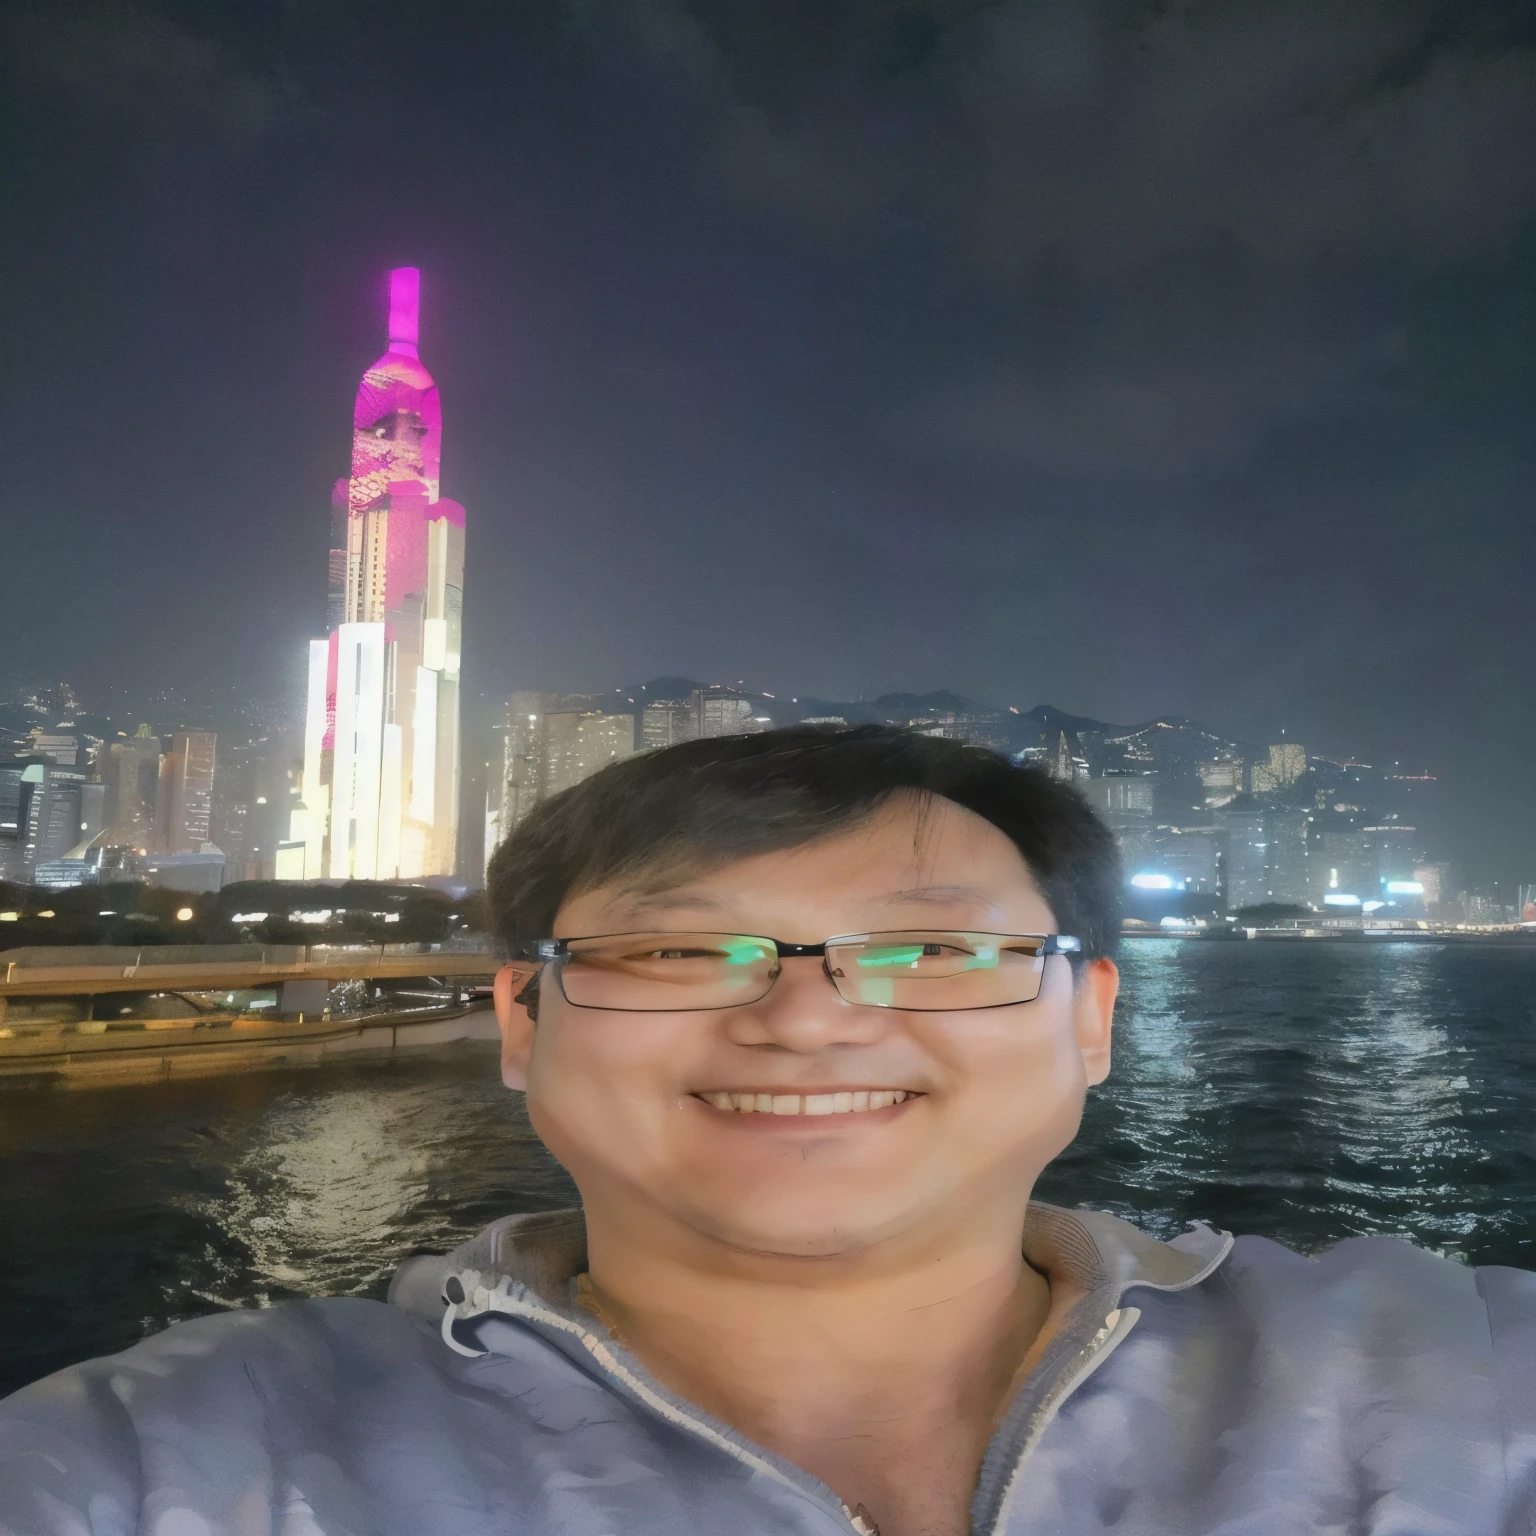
[1157,1231,1536,1460]
[1051,1231,1536,1525]
[0,1297,479,1531]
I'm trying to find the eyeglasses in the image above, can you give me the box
[525,931,1082,1013]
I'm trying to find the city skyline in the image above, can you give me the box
[6,660,1527,924]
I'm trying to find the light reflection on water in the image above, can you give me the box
[2,942,1534,1394]
[1039,941,1536,1266]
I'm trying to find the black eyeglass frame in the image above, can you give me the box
[513,931,1083,1015]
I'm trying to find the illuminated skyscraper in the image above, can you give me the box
[294,268,466,879]
[154,731,217,853]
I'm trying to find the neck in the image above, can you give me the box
[579,1193,1057,1449]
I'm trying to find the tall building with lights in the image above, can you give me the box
[289,268,465,879]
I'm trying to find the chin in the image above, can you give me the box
[681,1182,924,1261]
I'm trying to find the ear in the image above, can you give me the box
[493,963,538,1090]
[1072,958,1117,1087]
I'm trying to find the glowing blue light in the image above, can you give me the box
[1323,893,1361,906]
[1385,880,1424,895]
[1130,873,1181,891]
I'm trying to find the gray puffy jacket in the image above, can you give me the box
[2,1202,1534,1533]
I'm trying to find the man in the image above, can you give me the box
[2,724,1533,1534]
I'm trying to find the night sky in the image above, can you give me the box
[2,1,1534,877]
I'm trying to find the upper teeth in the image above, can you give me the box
[699,1091,915,1115]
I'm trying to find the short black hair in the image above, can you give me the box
[487,724,1121,966]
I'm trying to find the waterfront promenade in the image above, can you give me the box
[0,941,503,1089]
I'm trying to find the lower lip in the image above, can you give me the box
[690,1095,924,1129]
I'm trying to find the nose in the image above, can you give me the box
[720,954,892,1053]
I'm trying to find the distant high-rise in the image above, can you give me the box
[1198,756,1245,808]
[155,731,217,853]
[692,688,758,739]
[1269,742,1307,786]
[1220,803,1312,911]
[1220,806,1270,910]
[484,696,638,871]
[104,727,162,845]
[544,711,635,797]
[641,700,695,751]
[0,758,104,882]
[294,268,466,879]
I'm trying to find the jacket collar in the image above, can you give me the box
[388,1200,1232,1329]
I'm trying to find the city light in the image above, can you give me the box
[176,908,195,921]
[1130,873,1182,890]
[1385,880,1424,895]
[1323,894,1361,906]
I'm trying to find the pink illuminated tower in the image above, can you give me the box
[287,268,466,880]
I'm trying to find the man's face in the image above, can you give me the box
[495,793,1117,1260]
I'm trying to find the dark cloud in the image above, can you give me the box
[585,0,1536,271]
[4,0,309,149]
[572,0,1536,481]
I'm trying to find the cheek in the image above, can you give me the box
[523,1013,695,1166]
[929,1007,1088,1154]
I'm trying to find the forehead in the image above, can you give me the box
[555,793,1054,937]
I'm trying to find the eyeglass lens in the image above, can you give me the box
[555,932,1051,1012]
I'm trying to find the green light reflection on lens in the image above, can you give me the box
[721,937,773,966]
[857,946,926,968]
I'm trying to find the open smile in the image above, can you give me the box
[693,1090,924,1116]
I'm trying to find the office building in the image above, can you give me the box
[544,711,635,797]
[1152,828,1219,892]
[294,267,466,879]
[485,697,637,870]
[1248,743,1307,797]
[154,731,216,853]
[1081,776,1156,876]
[492,692,552,850]
[1217,802,1312,911]
[1265,808,1311,905]
[1269,742,1307,786]
[693,689,757,739]
[27,732,79,766]
[1198,757,1245,808]
[641,700,695,751]
[0,758,105,882]
[1220,807,1270,910]
[1081,776,1155,816]
[103,728,162,844]
[211,733,293,882]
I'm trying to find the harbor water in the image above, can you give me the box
[2,939,1534,1396]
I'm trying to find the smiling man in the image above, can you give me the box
[2,725,1534,1535]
